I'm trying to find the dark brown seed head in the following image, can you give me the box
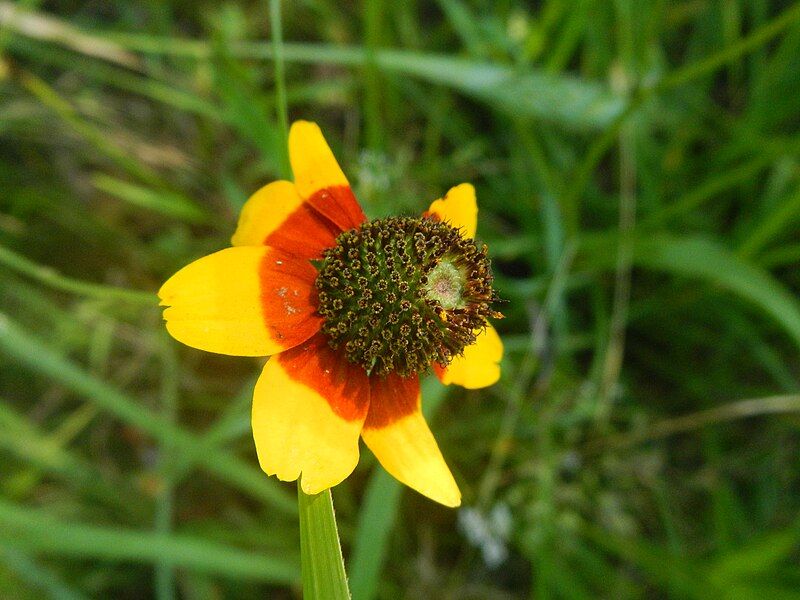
[315,216,499,376]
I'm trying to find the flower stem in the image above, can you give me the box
[297,483,351,599]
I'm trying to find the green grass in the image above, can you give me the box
[2,0,800,597]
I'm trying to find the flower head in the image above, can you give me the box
[158,121,503,506]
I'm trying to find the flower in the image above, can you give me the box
[158,121,503,506]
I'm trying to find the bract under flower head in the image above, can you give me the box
[158,120,503,506]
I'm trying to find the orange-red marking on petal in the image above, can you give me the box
[364,373,420,429]
[432,362,447,380]
[288,121,366,232]
[258,250,324,352]
[232,180,340,260]
[307,185,366,233]
[276,333,371,422]
[264,202,340,259]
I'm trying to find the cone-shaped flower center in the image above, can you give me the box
[315,216,497,376]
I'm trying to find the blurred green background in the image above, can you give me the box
[2,0,800,598]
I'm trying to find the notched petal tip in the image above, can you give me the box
[298,471,339,496]
[158,247,320,357]
[252,335,369,495]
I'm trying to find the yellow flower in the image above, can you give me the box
[159,121,503,506]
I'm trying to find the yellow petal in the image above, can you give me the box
[159,247,321,356]
[288,120,349,200]
[426,183,478,239]
[288,120,366,232]
[252,335,370,494]
[361,376,461,507]
[231,180,338,259]
[438,323,503,389]
[232,181,299,246]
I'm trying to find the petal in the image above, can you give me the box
[252,334,370,494]
[361,374,461,507]
[436,323,503,389]
[425,183,478,239]
[159,247,321,356]
[288,120,366,231]
[231,180,339,259]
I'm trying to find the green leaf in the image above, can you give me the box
[0,500,298,582]
[633,236,800,350]
[92,174,213,225]
[582,235,800,350]
[0,245,154,305]
[0,399,147,520]
[0,544,88,600]
[583,525,713,598]
[76,33,624,131]
[372,50,625,130]
[708,520,800,584]
[737,187,800,257]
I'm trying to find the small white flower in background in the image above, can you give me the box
[458,504,512,568]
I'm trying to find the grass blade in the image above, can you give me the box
[0,500,298,582]
[348,470,402,600]
[0,3,623,131]
[0,544,88,600]
[92,174,213,225]
[582,235,800,350]
[0,313,297,514]
[0,244,154,305]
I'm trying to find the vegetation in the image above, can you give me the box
[2,1,800,597]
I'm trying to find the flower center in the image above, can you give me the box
[315,216,498,376]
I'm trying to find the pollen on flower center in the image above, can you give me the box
[315,216,498,376]
[424,261,465,310]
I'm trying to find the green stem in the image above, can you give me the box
[298,484,350,599]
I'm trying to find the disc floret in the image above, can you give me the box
[315,216,498,376]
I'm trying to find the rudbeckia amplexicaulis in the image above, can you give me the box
[159,121,503,506]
